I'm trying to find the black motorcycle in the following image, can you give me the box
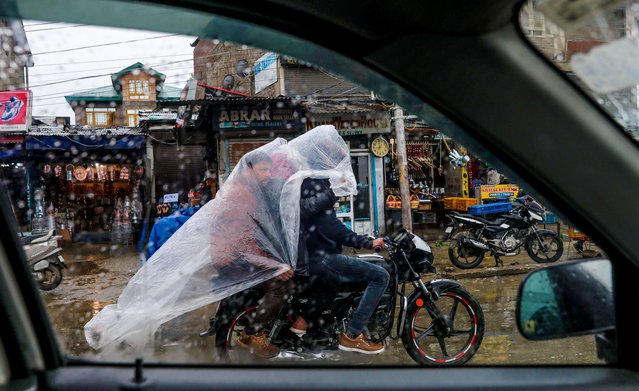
[209,228,485,366]
[445,197,563,269]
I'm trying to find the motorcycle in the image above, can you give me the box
[21,230,66,291]
[208,228,485,366]
[445,197,563,269]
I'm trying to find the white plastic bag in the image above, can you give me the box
[84,125,355,350]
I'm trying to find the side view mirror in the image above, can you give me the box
[516,258,615,341]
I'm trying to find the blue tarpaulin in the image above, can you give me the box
[144,206,201,260]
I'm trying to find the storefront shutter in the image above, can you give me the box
[154,144,206,203]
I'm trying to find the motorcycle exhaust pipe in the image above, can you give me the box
[462,237,490,251]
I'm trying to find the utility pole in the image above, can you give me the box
[393,106,412,229]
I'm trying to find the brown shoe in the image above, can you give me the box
[338,332,385,354]
[236,330,280,358]
[290,317,308,335]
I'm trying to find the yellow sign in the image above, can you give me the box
[461,166,469,198]
[479,184,519,200]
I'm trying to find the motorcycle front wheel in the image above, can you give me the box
[448,231,485,269]
[401,287,484,366]
[36,264,62,291]
[526,232,563,263]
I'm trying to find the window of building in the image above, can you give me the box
[128,80,150,100]
[127,109,139,127]
[85,107,115,126]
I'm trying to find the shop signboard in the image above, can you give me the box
[157,193,180,217]
[304,111,391,136]
[139,110,178,121]
[479,184,520,200]
[163,193,179,203]
[211,100,303,132]
[0,90,32,132]
[253,52,278,94]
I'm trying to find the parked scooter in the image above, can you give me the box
[21,230,66,291]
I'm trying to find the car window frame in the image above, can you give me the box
[3,0,637,388]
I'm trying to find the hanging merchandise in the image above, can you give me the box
[97,165,107,181]
[130,181,142,225]
[120,166,130,181]
[108,165,116,181]
[46,203,56,232]
[65,208,74,236]
[43,164,52,176]
[54,165,63,178]
[74,165,88,181]
[31,188,46,234]
[86,166,95,181]
[65,164,74,181]
[123,196,131,224]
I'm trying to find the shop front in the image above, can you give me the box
[211,97,305,184]
[24,130,146,243]
[0,134,27,228]
[383,124,475,232]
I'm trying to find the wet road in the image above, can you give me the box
[41,241,603,366]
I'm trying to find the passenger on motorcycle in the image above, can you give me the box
[212,150,296,358]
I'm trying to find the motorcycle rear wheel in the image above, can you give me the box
[448,232,485,269]
[401,287,484,366]
[526,232,563,263]
[36,265,62,291]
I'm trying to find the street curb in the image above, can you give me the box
[438,263,546,280]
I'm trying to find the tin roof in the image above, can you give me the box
[302,101,386,113]
[29,126,146,136]
[65,84,182,102]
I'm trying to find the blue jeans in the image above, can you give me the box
[310,253,390,337]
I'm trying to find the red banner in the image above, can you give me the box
[0,90,32,132]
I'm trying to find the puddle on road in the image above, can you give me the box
[66,261,109,276]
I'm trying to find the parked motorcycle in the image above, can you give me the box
[445,197,563,269]
[21,230,66,291]
[209,228,485,366]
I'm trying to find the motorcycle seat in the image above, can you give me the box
[451,212,507,226]
[19,232,52,246]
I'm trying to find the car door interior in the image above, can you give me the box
[1,0,639,389]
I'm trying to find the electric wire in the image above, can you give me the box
[24,24,88,32]
[30,34,181,56]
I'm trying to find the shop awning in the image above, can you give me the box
[25,135,145,150]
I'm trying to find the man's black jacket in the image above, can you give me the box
[301,178,373,263]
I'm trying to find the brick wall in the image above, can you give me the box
[193,40,269,97]
[0,20,27,91]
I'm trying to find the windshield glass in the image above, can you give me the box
[521,0,639,136]
[0,1,611,367]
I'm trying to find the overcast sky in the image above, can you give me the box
[24,20,197,122]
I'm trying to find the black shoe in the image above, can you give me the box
[199,326,215,337]
[199,318,217,337]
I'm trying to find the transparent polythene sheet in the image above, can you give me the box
[84,125,357,350]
